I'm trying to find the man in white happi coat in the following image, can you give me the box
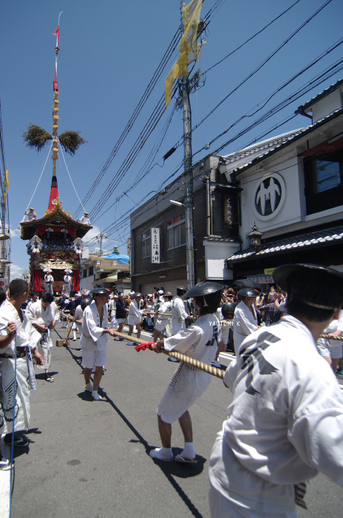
[0,279,44,459]
[72,297,91,341]
[317,309,343,373]
[154,292,173,342]
[150,282,223,463]
[26,292,58,382]
[127,292,143,345]
[63,271,73,297]
[43,270,54,295]
[233,288,258,354]
[171,286,189,334]
[209,264,343,518]
[81,288,115,400]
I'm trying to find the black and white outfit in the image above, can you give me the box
[209,315,343,517]
[157,314,220,424]
[81,300,109,369]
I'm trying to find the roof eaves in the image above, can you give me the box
[231,108,343,180]
[296,78,343,114]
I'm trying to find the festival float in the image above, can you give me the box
[20,14,91,294]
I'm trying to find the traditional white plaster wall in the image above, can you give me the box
[311,89,343,123]
[204,239,240,280]
[239,153,303,248]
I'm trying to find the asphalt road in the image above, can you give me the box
[3,325,342,518]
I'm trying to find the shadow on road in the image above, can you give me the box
[65,340,205,517]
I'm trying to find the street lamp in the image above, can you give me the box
[169,199,196,287]
[170,199,184,207]
[248,224,263,249]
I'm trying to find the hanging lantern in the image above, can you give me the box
[248,224,263,249]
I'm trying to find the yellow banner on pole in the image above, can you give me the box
[165,0,202,105]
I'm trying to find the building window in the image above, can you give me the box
[167,214,185,249]
[142,231,151,259]
[304,148,343,215]
[89,266,94,276]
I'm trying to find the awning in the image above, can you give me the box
[226,225,343,264]
[102,273,118,283]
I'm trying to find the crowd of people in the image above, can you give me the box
[1,264,343,517]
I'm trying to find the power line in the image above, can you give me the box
[92,61,343,246]
[192,39,343,158]
[73,27,182,218]
[75,1,232,222]
[202,0,302,75]
[88,94,169,219]
[191,0,333,136]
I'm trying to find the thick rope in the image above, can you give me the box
[319,334,343,340]
[112,329,224,380]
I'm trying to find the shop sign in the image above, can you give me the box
[247,274,274,284]
[151,227,160,263]
[253,172,286,221]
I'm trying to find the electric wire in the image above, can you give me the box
[191,0,334,137]
[74,0,232,221]
[90,45,343,240]
[202,0,302,75]
[73,27,182,218]
[209,60,343,158]
[193,52,343,159]
[92,61,343,245]
[91,104,178,224]
[87,94,169,219]
[82,0,338,249]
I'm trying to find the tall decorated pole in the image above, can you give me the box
[21,14,88,294]
[49,12,63,211]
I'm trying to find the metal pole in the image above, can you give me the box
[181,0,195,289]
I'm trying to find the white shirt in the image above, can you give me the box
[128,299,142,326]
[165,313,220,365]
[155,300,172,326]
[233,300,258,354]
[80,300,109,352]
[209,315,343,514]
[171,296,189,334]
[0,300,41,356]
[26,300,56,327]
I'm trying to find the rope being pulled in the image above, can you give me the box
[112,328,343,379]
[112,330,225,380]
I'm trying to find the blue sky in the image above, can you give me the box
[1,0,342,278]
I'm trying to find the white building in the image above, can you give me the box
[222,79,343,282]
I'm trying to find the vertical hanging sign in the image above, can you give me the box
[151,227,160,263]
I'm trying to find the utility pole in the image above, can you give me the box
[181,0,195,290]
[97,230,107,256]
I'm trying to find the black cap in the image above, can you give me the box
[90,288,111,296]
[273,263,343,291]
[238,288,258,298]
[81,298,92,310]
[186,282,224,299]
[222,302,236,318]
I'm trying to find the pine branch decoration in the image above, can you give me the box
[23,124,52,151]
[59,131,86,155]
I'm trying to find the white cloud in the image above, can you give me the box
[10,228,20,238]
[82,225,111,254]
[10,264,24,279]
